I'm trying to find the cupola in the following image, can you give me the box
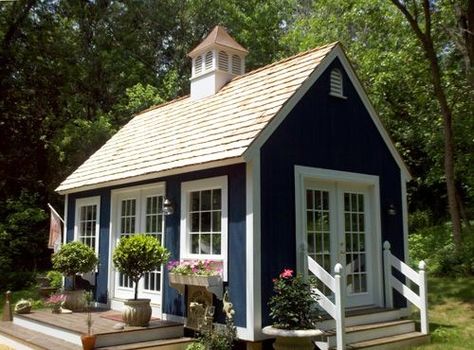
[188,26,248,100]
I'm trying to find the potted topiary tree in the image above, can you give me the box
[52,241,98,311]
[112,234,170,326]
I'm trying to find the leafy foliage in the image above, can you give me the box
[112,234,169,299]
[268,269,319,330]
[46,270,64,290]
[52,241,98,288]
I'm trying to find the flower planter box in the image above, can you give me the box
[168,273,223,299]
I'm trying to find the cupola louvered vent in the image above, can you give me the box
[330,69,344,98]
[205,51,213,71]
[195,56,203,75]
[232,55,241,75]
[218,51,229,71]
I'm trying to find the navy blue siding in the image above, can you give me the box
[260,58,405,325]
[66,164,247,327]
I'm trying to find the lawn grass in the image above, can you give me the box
[411,276,474,349]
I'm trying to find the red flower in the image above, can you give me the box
[280,269,293,279]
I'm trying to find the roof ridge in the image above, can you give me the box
[134,41,339,118]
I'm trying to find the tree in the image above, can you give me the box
[390,0,463,248]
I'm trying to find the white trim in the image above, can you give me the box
[244,45,411,181]
[294,166,384,308]
[401,172,409,263]
[63,194,68,245]
[180,176,228,281]
[58,158,244,194]
[74,196,101,257]
[245,155,262,341]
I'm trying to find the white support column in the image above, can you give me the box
[383,241,393,309]
[418,260,429,334]
[334,263,345,350]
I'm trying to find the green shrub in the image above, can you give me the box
[113,234,169,300]
[52,241,98,289]
[46,270,63,290]
[409,224,474,276]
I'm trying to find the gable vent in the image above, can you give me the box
[195,56,203,75]
[218,51,229,71]
[232,54,241,75]
[205,51,213,71]
[330,69,344,97]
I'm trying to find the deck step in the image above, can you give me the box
[0,321,81,350]
[96,337,195,350]
[318,308,402,331]
[329,331,430,350]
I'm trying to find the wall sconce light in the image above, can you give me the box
[387,204,397,216]
[163,198,174,216]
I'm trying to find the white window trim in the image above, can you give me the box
[74,196,101,256]
[180,176,228,281]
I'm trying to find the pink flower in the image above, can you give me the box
[280,269,294,279]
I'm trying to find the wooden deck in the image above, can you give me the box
[14,308,181,336]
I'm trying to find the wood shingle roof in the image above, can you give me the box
[56,43,338,193]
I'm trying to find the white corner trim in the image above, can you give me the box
[243,45,411,181]
[401,171,409,263]
[63,194,68,245]
[245,155,262,341]
[180,176,229,281]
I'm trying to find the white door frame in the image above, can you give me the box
[108,182,166,315]
[294,166,384,308]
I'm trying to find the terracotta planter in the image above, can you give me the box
[81,334,96,350]
[262,326,323,350]
[63,290,86,311]
[122,299,152,327]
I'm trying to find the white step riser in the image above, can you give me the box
[355,335,430,350]
[13,316,82,345]
[326,322,415,348]
[318,310,401,331]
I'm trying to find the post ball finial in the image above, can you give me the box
[383,241,391,250]
[419,260,426,270]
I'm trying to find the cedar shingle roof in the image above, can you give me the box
[56,43,338,193]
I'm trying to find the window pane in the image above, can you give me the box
[212,189,221,210]
[191,192,200,211]
[191,234,199,254]
[191,213,200,232]
[212,234,221,254]
[212,211,221,232]
[200,234,211,254]
[201,190,211,210]
[201,212,211,232]
[306,190,313,209]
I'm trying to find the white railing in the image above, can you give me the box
[308,256,345,350]
[383,241,429,334]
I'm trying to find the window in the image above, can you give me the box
[205,51,213,71]
[218,51,229,71]
[231,54,241,75]
[194,56,203,75]
[329,68,345,98]
[75,196,100,255]
[181,176,228,279]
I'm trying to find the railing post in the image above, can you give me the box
[418,261,429,334]
[383,241,393,308]
[334,263,345,350]
[2,291,13,322]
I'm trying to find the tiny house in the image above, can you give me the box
[56,26,429,349]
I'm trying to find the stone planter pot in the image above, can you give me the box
[262,326,323,350]
[63,290,86,311]
[122,299,152,327]
[168,273,223,299]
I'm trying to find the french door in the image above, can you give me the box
[304,180,375,308]
[113,186,165,307]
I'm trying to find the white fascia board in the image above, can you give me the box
[57,157,244,195]
[243,45,411,181]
